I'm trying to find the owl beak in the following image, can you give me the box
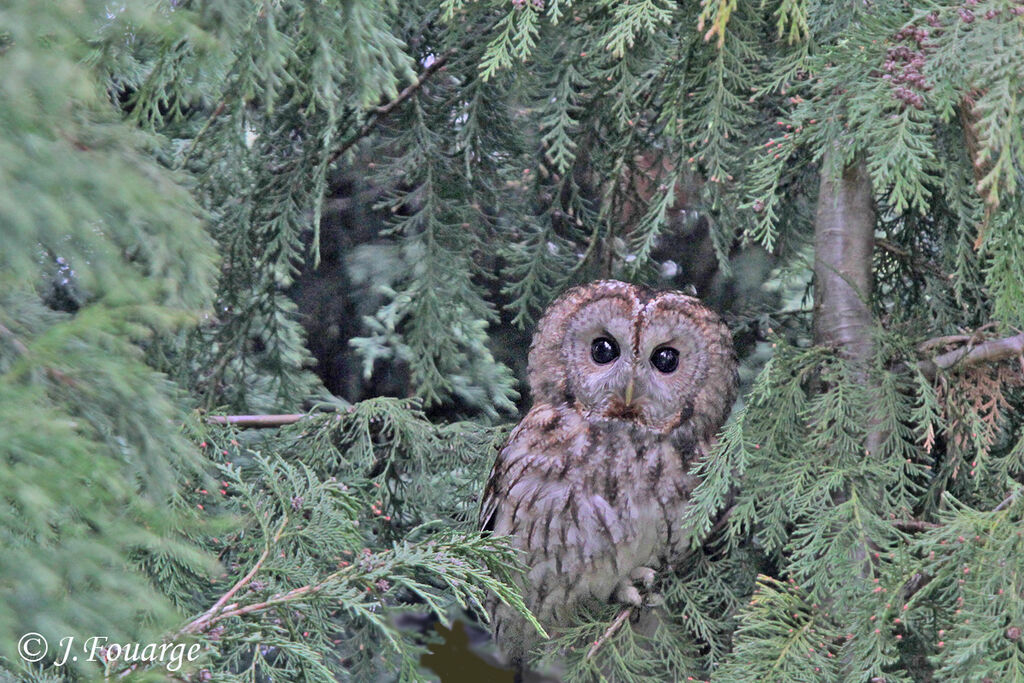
[623,378,636,408]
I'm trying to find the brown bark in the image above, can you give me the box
[813,155,882,461]
[813,154,875,361]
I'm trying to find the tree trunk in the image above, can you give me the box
[813,154,875,361]
[813,154,877,586]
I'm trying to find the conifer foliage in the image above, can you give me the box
[3,0,1024,681]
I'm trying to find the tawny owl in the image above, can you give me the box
[479,279,737,667]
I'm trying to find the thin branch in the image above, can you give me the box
[894,491,1019,537]
[892,519,941,532]
[585,607,633,661]
[327,49,455,165]
[898,492,1019,604]
[704,502,735,543]
[181,562,355,636]
[326,12,506,165]
[0,322,28,356]
[876,238,947,279]
[993,488,1020,512]
[181,100,227,165]
[916,335,971,354]
[202,583,320,624]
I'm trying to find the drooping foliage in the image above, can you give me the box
[4,0,1024,680]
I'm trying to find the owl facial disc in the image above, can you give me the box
[526,279,737,438]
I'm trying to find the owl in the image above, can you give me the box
[479,279,737,667]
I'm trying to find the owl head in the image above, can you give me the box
[527,280,737,439]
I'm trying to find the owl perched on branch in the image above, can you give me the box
[479,280,737,667]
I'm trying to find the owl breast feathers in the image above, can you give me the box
[479,280,737,666]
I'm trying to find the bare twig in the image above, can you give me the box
[206,413,307,428]
[585,607,633,661]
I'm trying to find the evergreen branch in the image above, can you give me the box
[876,237,947,279]
[327,13,505,165]
[769,614,816,675]
[327,49,454,165]
[177,545,363,640]
[181,100,227,166]
[177,539,535,645]
[585,607,633,661]
[194,582,321,626]
[178,515,289,636]
[0,322,28,356]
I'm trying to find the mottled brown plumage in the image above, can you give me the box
[479,280,737,666]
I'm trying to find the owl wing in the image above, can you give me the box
[479,403,624,552]
[481,404,637,630]
[479,403,569,536]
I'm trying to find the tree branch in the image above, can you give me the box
[876,238,947,279]
[993,488,1020,512]
[585,607,633,661]
[916,335,972,353]
[892,519,941,532]
[180,562,357,636]
[812,153,878,579]
[813,154,875,364]
[917,332,1024,381]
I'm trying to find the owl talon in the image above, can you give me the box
[629,566,657,588]
[614,568,660,608]
[613,581,643,608]
[644,592,665,607]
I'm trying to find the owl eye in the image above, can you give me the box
[651,347,679,373]
[590,337,620,364]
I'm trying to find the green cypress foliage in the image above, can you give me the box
[4,0,1024,681]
